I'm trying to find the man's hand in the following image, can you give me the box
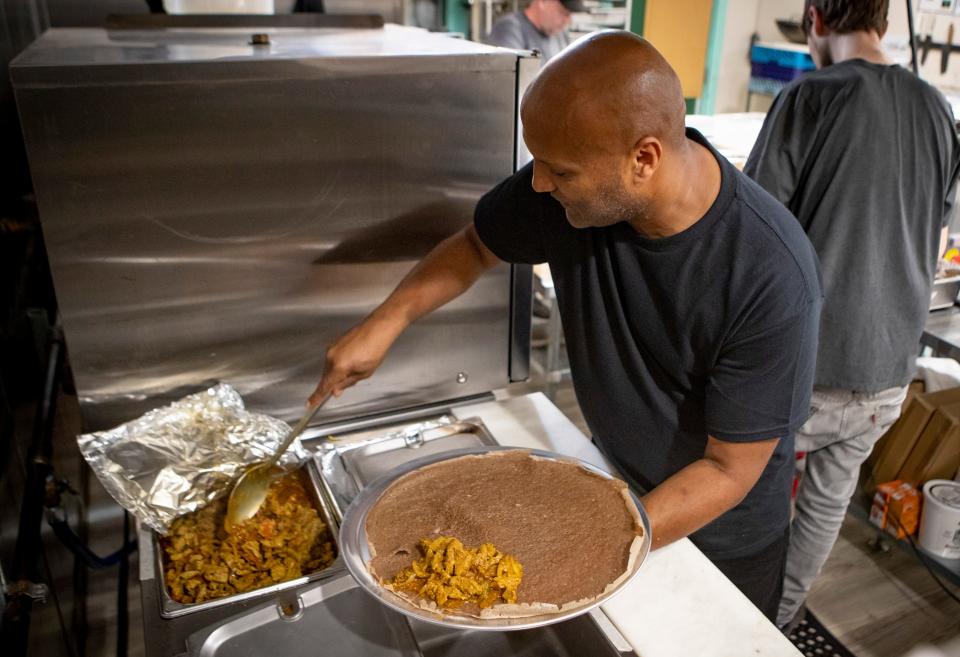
[307,316,403,406]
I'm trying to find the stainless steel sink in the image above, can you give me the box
[186,575,636,657]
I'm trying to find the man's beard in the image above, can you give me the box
[562,178,650,229]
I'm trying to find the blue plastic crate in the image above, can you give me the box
[750,61,810,82]
[750,44,815,70]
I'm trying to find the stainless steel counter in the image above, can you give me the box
[922,306,960,359]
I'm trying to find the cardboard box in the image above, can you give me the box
[905,380,927,408]
[869,480,921,539]
[869,385,960,486]
[869,380,924,471]
[899,401,960,485]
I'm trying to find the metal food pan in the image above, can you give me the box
[311,416,499,519]
[154,460,345,619]
[186,575,422,657]
[930,275,960,310]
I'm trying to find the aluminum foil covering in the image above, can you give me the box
[77,383,309,534]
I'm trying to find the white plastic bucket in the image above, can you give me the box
[919,479,960,559]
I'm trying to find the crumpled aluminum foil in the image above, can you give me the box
[77,383,309,534]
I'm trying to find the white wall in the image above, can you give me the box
[911,8,960,91]
[889,0,910,36]
[754,0,804,41]
[714,0,761,113]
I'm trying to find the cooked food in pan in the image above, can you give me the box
[365,450,645,619]
[161,470,335,604]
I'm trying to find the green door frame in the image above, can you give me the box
[444,0,470,36]
[699,0,728,115]
[629,0,645,34]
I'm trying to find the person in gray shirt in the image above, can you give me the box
[486,0,585,62]
[744,0,960,630]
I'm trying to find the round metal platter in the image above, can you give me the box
[338,446,651,631]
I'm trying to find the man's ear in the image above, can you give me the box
[632,137,663,181]
[808,6,827,38]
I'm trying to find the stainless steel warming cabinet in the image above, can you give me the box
[11,23,535,432]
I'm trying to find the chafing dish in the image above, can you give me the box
[185,575,422,657]
[154,460,344,619]
[137,414,534,655]
[931,274,960,310]
[312,415,499,518]
[180,418,640,657]
[153,415,498,618]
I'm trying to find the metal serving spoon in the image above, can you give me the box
[224,393,330,530]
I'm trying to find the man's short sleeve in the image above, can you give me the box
[474,162,549,265]
[705,295,820,443]
[743,85,818,217]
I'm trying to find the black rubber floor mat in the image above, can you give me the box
[787,609,857,657]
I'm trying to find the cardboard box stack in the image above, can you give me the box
[867,383,960,540]
[869,383,960,488]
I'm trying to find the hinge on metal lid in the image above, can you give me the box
[6,580,49,603]
[403,430,424,448]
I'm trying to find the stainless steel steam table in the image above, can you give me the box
[138,392,801,657]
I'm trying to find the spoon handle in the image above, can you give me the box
[267,393,331,467]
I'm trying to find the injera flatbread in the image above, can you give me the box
[364,450,645,619]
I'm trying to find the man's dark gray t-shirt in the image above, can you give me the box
[485,11,571,62]
[745,60,960,392]
[474,129,823,559]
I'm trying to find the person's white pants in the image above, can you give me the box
[777,384,908,628]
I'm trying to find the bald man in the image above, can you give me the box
[309,31,822,621]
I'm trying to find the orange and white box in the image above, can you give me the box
[870,480,922,539]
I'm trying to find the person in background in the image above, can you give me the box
[485,0,585,62]
[744,0,960,630]
[310,31,823,622]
